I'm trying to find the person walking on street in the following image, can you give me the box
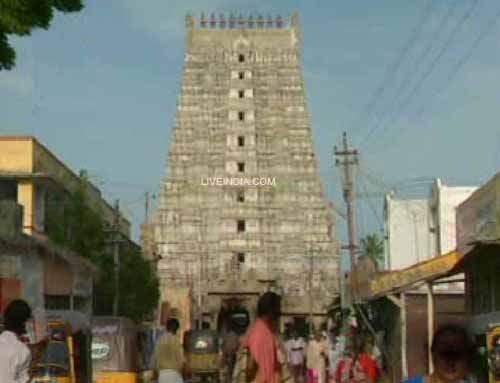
[306,330,328,383]
[0,299,48,383]
[335,336,378,383]
[242,291,282,383]
[153,318,186,383]
[223,321,242,382]
[286,329,307,383]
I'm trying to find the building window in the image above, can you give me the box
[237,252,245,263]
[238,136,245,147]
[237,220,246,232]
[236,189,245,202]
[239,90,245,99]
[237,162,245,172]
[239,54,245,63]
[232,252,246,272]
[45,295,71,310]
[73,296,88,312]
[239,71,245,80]
[0,180,18,201]
[238,111,245,121]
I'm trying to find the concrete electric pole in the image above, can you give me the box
[113,199,121,316]
[145,191,150,223]
[335,132,359,303]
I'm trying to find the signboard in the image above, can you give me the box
[370,251,462,297]
[457,174,500,253]
[91,342,111,360]
[92,325,119,336]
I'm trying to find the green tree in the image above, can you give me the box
[92,248,160,322]
[360,233,385,267]
[45,174,106,262]
[0,0,84,70]
[118,249,160,322]
[46,173,159,322]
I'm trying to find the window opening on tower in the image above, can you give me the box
[237,220,246,232]
[236,189,245,202]
[237,252,245,263]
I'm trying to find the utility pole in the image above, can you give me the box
[145,191,150,223]
[335,132,359,303]
[197,209,206,329]
[112,199,120,316]
[308,243,314,333]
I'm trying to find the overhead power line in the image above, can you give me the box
[358,176,385,232]
[351,0,436,141]
[415,4,500,120]
[360,0,480,150]
[411,1,461,80]
[376,1,461,135]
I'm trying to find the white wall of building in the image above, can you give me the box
[385,180,477,272]
[385,196,438,270]
[431,179,477,254]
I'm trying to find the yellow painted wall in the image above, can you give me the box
[0,138,34,173]
[17,181,34,235]
[33,140,131,236]
[0,137,131,237]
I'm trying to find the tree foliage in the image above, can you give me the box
[46,173,159,322]
[119,249,160,322]
[0,0,84,70]
[46,175,106,262]
[361,233,385,267]
[92,248,160,323]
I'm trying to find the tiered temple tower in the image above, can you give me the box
[151,13,340,328]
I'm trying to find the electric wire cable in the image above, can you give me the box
[360,0,480,150]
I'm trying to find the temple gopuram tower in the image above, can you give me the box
[150,13,340,330]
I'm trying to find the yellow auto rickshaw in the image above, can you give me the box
[184,329,222,383]
[91,316,140,383]
[31,310,93,383]
[488,324,500,383]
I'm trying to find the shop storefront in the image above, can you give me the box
[361,251,465,381]
[455,172,500,382]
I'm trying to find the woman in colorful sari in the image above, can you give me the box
[243,292,283,383]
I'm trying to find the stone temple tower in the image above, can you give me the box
[151,13,339,329]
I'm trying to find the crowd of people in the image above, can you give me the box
[0,296,481,383]
[227,292,479,383]
[227,292,382,383]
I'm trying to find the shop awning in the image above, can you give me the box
[369,251,464,299]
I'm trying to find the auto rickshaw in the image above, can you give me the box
[31,310,93,383]
[91,316,140,383]
[184,329,222,383]
[488,324,500,383]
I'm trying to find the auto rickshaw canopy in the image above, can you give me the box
[91,316,139,373]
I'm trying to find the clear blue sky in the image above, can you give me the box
[2,0,500,257]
